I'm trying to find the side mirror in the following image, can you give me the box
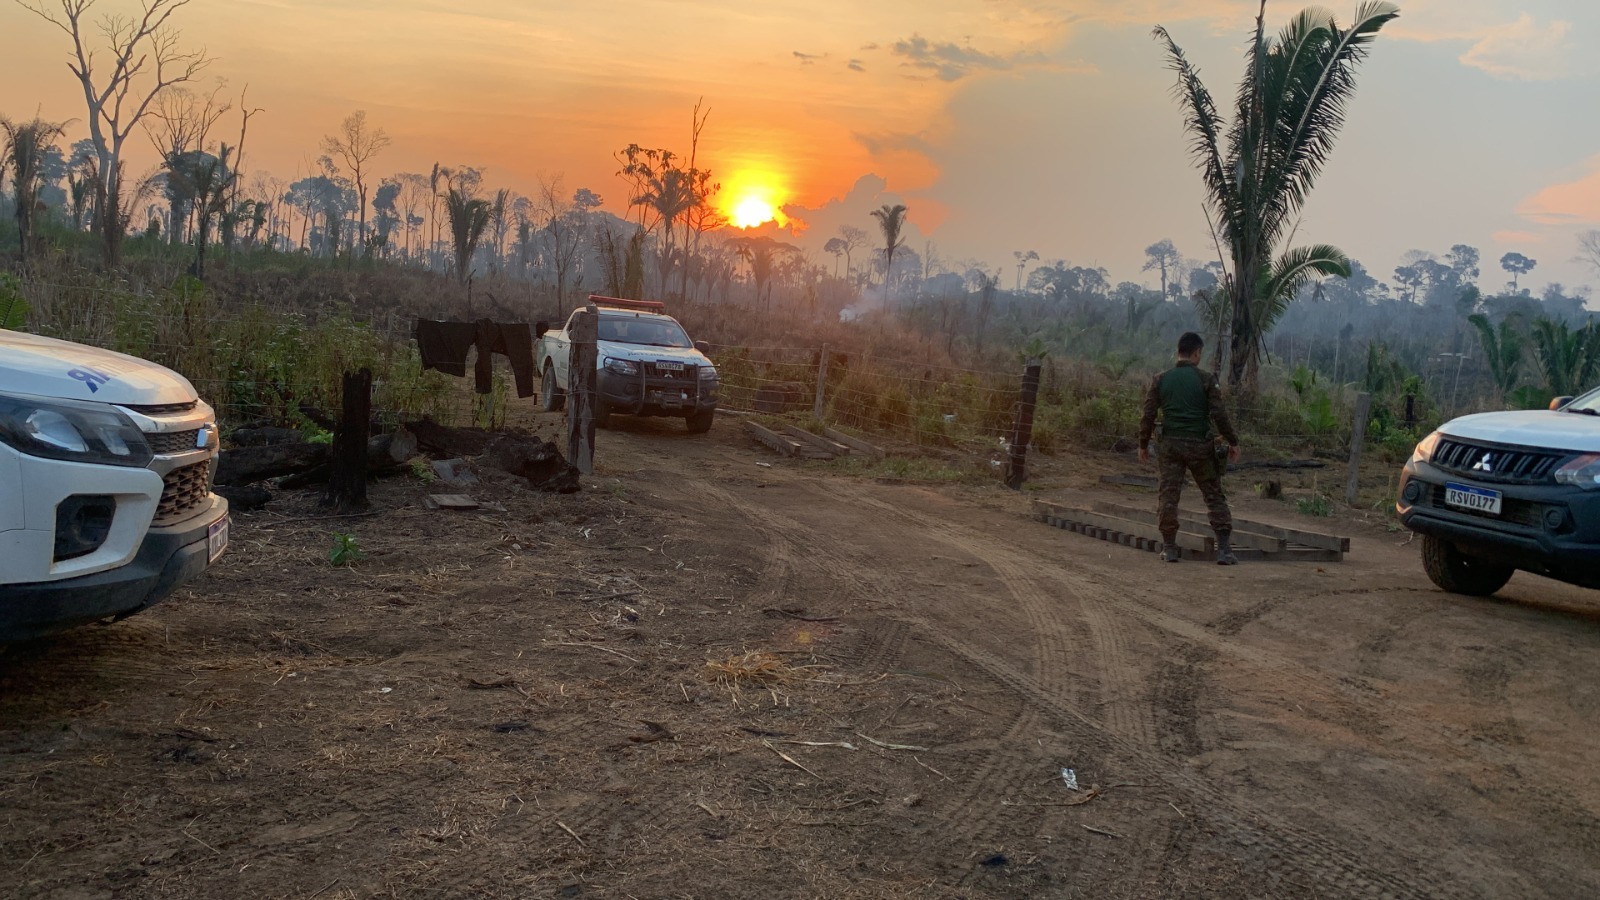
[693,340,711,355]
[1550,396,1574,411]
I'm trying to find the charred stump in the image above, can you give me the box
[324,368,373,512]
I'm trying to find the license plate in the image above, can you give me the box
[655,361,684,372]
[208,516,230,563]
[1444,483,1502,516]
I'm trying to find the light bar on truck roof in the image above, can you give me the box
[588,294,666,312]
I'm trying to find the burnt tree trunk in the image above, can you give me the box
[324,368,373,512]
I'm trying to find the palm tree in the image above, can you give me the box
[446,187,492,286]
[870,203,908,301]
[1,116,72,267]
[1154,1,1398,392]
[1529,318,1600,398]
[1467,313,1525,405]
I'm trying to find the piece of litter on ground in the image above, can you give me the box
[379,687,392,694]
[756,462,773,468]
[1061,767,1079,791]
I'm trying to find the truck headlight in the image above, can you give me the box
[0,393,154,467]
[699,366,718,381]
[1409,430,1441,465]
[604,357,639,376]
[1554,454,1600,489]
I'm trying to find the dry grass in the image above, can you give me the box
[704,651,805,688]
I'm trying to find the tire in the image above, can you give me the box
[1421,535,1514,597]
[593,397,611,429]
[686,408,715,434]
[540,363,565,412]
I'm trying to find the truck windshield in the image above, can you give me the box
[1563,387,1600,415]
[598,316,692,348]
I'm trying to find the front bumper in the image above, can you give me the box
[0,496,228,641]
[598,370,718,416]
[1397,460,1600,588]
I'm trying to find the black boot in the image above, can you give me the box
[1215,532,1238,566]
[1161,542,1182,563]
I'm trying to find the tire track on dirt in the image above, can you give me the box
[810,481,1478,898]
[820,482,1159,748]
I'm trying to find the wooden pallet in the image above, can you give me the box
[1032,500,1348,563]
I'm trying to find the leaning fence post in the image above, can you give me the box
[566,305,598,476]
[1345,391,1373,507]
[813,343,830,421]
[1005,359,1043,490]
[325,368,373,513]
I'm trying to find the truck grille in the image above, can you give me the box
[155,461,212,525]
[1431,438,1565,484]
[146,429,201,455]
[123,401,199,416]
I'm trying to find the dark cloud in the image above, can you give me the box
[793,50,823,65]
[891,34,1010,82]
[848,59,865,72]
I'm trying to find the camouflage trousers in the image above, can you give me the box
[1156,437,1232,542]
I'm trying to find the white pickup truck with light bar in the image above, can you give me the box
[0,331,229,640]
[1397,386,1600,595]
[534,296,720,433]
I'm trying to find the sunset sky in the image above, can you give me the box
[3,0,1599,296]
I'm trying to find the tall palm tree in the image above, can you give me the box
[1,116,71,267]
[1154,1,1398,392]
[870,203,908,301]
[446,187,492,286]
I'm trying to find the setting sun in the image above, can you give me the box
[732,196,776,228]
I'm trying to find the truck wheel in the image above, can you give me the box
[1421,535,1514,597]
[541,363,565,412]
[593,397,611,429]
[686,408,715,434]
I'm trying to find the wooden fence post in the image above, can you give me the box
[325,368,373,512]
[1345,392,1373,507]
[813,343,830,421]
[566,305,598,475]
[1005,359,1043,490]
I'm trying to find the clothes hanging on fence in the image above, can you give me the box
[415,320,477,377]
[414,318,537,398]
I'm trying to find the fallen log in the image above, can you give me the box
[215,442,328,486]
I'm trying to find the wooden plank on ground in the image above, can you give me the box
[1100,473,1159,489]
[822,427,886,460]
[1088,499,1347,554]
[1033,502,1211,553]
[426,494,480,510]
[1089,500,1289,552]
[782,424,852,457]
[744,420,802,457]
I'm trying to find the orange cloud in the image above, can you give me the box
[1519,156,1600,226]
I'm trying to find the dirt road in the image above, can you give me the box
[4,414,1598,898]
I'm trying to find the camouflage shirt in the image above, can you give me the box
[1137,361,1239,446]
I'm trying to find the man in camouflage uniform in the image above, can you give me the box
[1136,332,1242,564]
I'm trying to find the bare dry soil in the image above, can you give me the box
[4,412,1599,899]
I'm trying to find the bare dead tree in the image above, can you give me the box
[142,82,228,244]
[321,110,390,258]
[13,0,212,266]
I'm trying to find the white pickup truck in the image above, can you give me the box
[1397,386,1600,596]
[1,330,229,640]
[535,297,719,433]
